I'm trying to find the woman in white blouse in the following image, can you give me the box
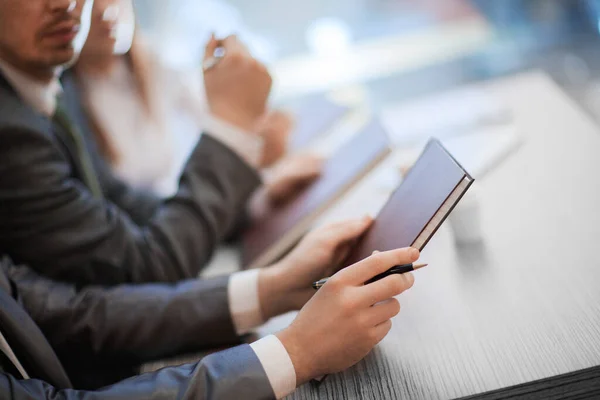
[73,0,320,198]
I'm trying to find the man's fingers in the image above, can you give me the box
[267,155,324,202]
[338,247,419,285]
[324,236,362,276]
[285,154,324,180]
[319,217,372,248]
[221,34,239,46]
[285,163,321,182]
[299,154,324,171]
[366,298,401,326]
[371,319,393,344]
[269,154,323,182]
[361,273,414,306]
[332,241,355,268]
[204,34,219,59]
[298,163,322,180]
[265,109,294,132]
[221,34,251,57]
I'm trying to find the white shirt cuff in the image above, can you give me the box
[250,335,297,399]
[202,114,264,168]
[228,270,265,334]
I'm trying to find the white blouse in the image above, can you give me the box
[78,54,206,196]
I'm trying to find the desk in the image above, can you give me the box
[271,71,600,399]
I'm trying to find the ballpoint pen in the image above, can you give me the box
[312,263,428,290]
[202,45,226,72]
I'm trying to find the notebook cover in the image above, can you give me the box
[242,119,392,268]
[344,139,473,266]
[289,95,350,151]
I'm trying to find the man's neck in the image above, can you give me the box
[0,54,63,117]
[0,53,57,84]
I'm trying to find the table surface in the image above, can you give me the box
[271,71,600,399]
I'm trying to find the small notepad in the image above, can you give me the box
[344,138,474,266]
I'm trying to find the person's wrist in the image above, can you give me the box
[210,103,263,133]
[258,265,294,320]
[276,326,313,385]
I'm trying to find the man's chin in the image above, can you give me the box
[46,47,77,71]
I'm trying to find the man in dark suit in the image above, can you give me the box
[0,0,307,286]
[0,1,425,397]
[0,230,420,399]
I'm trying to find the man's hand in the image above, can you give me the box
[277,247,419,385]
[258,109,294,168]
[264,153,324,204]
[204,35,272,132]
[258,217,372,320]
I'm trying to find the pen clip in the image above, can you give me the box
[312,279,326,290]
[202,46,226,72]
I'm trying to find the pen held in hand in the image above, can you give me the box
[202,46,226,72]
[312,263,428,290]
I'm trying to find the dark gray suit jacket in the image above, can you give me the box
[59,70,252,240]
[0,256,275,399]
[0,71,260,285]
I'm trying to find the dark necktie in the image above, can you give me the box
[52,104,103,198]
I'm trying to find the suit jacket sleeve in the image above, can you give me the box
[78,103,162,225]
[0,125,261,285]
[93,153,162,225]
[0,345,276,400]
[6,263,241,366]
[62,69,248,232]
[91,132,249,241]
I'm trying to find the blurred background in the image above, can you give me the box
[133,0,600,121]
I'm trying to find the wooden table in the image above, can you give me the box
[276,71,600,399]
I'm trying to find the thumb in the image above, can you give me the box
[290,163,321,182]
[286,154,324,180]
[322,217,373,247]
[204,33,219,60]
[303,156,324,177]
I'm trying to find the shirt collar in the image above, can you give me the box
[0,58,62,117]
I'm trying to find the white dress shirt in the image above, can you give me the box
[0,58,296,399]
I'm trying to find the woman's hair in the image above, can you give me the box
[75,30,157,164]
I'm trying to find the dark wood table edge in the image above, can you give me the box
[455,365,600,400]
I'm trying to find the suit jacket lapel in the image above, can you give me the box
[0,259,72,388]
[51,113,90,186]
[0,70,90,190]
